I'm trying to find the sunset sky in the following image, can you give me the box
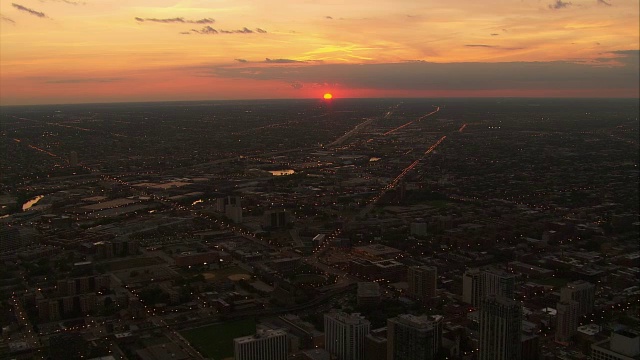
[1,0,638,105]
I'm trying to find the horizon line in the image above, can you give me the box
[1,95,639,108]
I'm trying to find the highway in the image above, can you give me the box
[382,106,440,136]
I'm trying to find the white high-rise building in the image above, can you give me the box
[324,312,370,360]
[560,280,595,317]
[479,296,522,360]
[480,268,515,300]
[234,329,288,360]
[463,268,515,307]
[387,314,442,360]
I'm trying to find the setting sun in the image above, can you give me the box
[323,93,333,100]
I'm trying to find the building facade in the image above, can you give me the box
[555,300,579,345]
[324,312,371,360]
[407,266,437,304]
[479,296,523,360]
[234,329,289,360]
[560,280,595,317]
[387,314,442,360]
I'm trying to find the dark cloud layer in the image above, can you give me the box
[213,51,639,92]
[135,17,214,24]
[265,58,303,63]
[190,27,266,34]
[1,14,16,23]
[12,3,46,18]
[549,0,572,9]
[44,77,126,84]
[44,0,85,5]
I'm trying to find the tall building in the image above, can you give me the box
[407,266,437,304]
[263,209,293,229]
[479,296,523,360]
[225,203,243,223]
[591,330,640,360]
[463,268,515,307]
[462,268,481,307]
[216,196,241,213]
[364,328,387,360]
[387,314,442,360]
[555,300,579,345]
[560,280,595,317]
[234,329,289,360]
[324,312,370,360]
[480,268,515,300]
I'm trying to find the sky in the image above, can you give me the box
[0,0,638,105]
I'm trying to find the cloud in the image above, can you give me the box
[549,0,572,9]
[40,0,86,5]
[264,58,304,63]
[192,26,218,34]
[179,31,191,35]
[465,44,524,51]
[11,3,47,18]
[212,51,639,93]
[291,82,303,89]
[44,77,126,84]
[235,59,248,63]
[1,14,16,23]
[325,16,333,19]
[191,27,265,35]
[135,17,215,24]
[597,0,612,5]
[490,33,500,36]
[221,27,253,34]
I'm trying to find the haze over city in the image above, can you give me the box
[1,0,639,105]
[0,1,639,360]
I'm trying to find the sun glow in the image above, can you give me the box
[323,93,333,100]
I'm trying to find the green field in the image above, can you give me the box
[181,318,256,359]
[202,265,250,281]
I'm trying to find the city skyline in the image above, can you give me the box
[1,0,639,105]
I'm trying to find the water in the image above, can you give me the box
[269,169,295,176]
[22,195,44,211]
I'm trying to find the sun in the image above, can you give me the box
[323,93,333,100]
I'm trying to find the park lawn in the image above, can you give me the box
[181,318,256,359]
[202,265,250,281]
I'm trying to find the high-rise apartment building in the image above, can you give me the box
[387,314,442,360]
[324,312,371,360]
[480,268,515,300]
[407,266,437,304]
[555,300,579,345]
[479,296,523,360]
[234,329,289,360]
[463,268,515,307]
[560,280,595,317]
[462,268,481,307]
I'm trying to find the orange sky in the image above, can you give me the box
[1,0,638,105]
